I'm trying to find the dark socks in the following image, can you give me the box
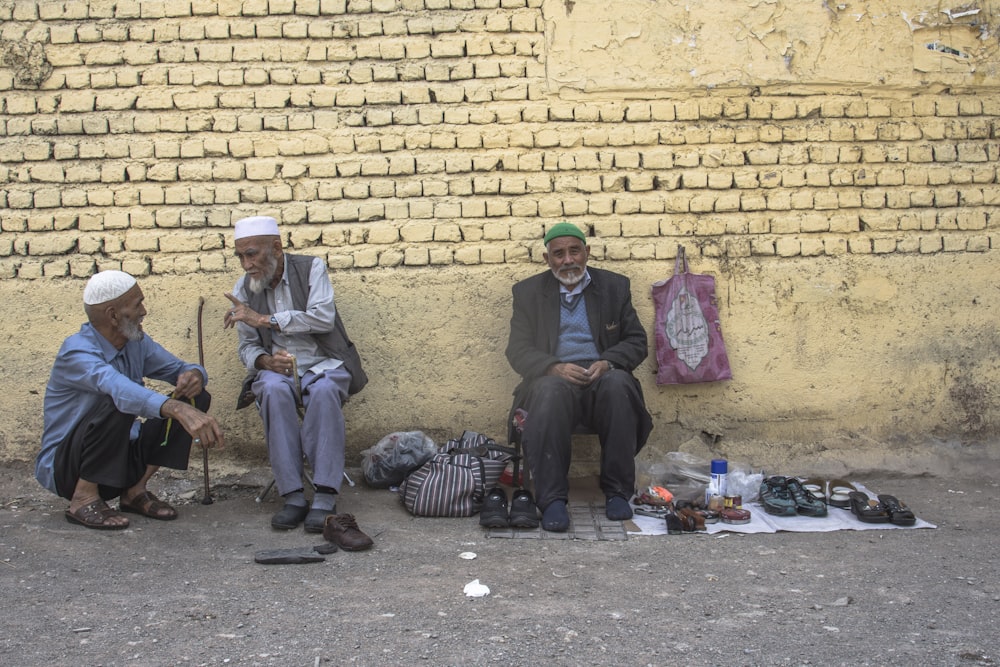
[541,500,570,532]
[606,495,633,521]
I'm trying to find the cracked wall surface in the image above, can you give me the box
[544,0,1000,94]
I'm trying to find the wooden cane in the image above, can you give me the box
[197,296,213,505]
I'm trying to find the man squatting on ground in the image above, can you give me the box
[224,216,369,537]
[506,222,654,532]
[36,271,223,530]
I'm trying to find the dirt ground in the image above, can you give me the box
[1,453,999,667]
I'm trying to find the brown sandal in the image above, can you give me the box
[120,491,178,521]
[65,499,130,530]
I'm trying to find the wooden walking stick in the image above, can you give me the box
[197,296,213,505]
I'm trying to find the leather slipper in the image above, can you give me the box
[254,547,326,565]
[847,491,890,523]
[119,491,178,521]
[878,494,916,526]
[65,499,129,530]
[827,479,858,508]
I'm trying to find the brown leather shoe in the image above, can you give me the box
[322,513,374,551]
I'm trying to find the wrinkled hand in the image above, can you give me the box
[223,292,264,330]
[162,398,224,450]
[546,361,611,386]
[260,349,296,377]
[173,369,204,400]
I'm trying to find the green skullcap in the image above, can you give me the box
[543,222,587,245]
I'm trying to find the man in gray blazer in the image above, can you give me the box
[506,222,653,532]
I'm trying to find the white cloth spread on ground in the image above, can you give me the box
[628,483,936,536]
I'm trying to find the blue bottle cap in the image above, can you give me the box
[710,459,728,474]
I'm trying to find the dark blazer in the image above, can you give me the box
[504,265,653,449]
[505,265,649,387]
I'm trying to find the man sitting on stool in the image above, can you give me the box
[505,222,653,532]
[224,216,368,535]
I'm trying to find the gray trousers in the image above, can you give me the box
[254,366,351,497]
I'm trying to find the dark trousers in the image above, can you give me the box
[520,370,648,510]
[53,392,211,501]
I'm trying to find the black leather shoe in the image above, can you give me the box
[271,503,309,530]
[304,508,336,533]
[479,487,509,528]
[508,489,540,529]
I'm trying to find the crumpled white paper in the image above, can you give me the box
[463,579,490,597]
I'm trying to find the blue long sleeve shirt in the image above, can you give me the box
[35,323,207,494]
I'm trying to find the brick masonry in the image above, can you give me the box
[1,0,997,282]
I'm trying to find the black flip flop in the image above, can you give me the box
[847,491,890,523]
[878,494,916,526]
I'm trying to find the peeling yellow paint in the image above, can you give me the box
[543,0,1000,94]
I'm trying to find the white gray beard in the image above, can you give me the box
[552,266,583,287]
[247,276,267,294]
[120,318,144,342]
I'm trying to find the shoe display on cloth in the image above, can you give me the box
[785,477,828,517]
[479,487,510,528]
[322,513,374,551]
[827,479,858,508]
[508,489,540,529]
[847,491,890,524]
[799,477,828,504]
[758,476,797,517]
[878,494,916,527]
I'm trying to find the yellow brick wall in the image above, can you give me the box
[1,0,998,473]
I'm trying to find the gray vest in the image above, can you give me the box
[236,254,367,409]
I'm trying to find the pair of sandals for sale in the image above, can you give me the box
[847,490,916,526]
[801,477,916,526]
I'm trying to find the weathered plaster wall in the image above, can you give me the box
[545,0,1000,93]
[1,0,998,476]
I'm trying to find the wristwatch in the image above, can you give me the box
[605,360,616,371]
[269,315,278,329]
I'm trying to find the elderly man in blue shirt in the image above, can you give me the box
[36,271,223,530]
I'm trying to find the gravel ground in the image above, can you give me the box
[1,458,998,667]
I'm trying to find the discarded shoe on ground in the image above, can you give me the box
[322,513,374,551]
[254,547,327,565]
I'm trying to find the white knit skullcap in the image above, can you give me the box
[83,270,137,305]
[234,216,280,240]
